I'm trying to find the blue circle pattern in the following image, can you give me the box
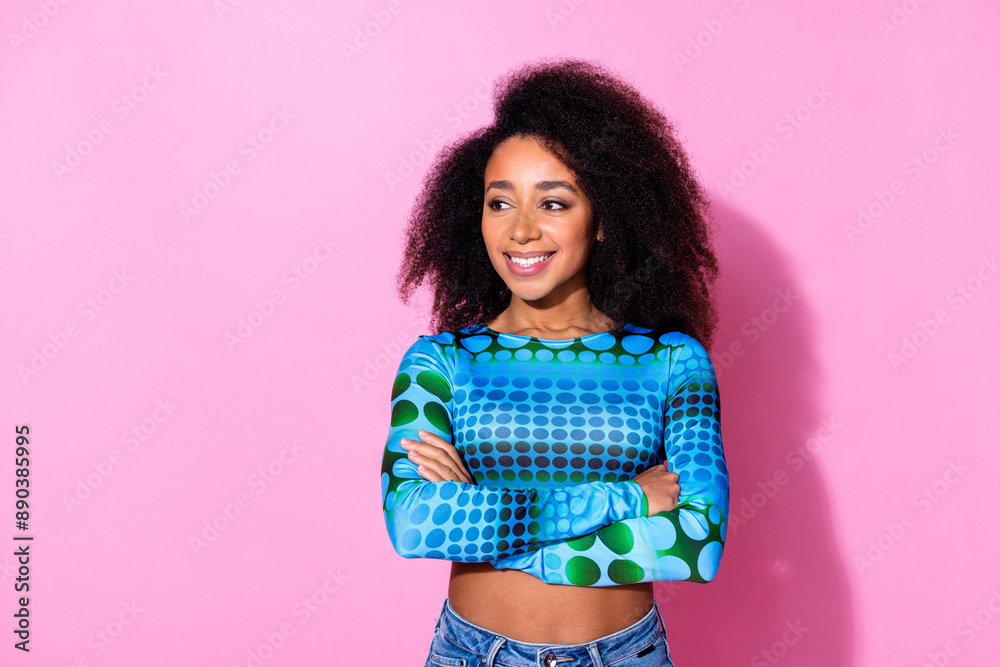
[380,323,729,585]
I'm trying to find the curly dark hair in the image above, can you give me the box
[394,56,721,349]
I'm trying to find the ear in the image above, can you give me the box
[596,222,604,242]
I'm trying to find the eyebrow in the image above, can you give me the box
[484,179,578,195]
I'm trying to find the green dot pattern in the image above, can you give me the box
[380,323,729,586]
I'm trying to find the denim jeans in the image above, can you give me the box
[424,596,675,667]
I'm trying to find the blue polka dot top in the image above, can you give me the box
[380,322,729,586]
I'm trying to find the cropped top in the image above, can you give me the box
[380,322,729,586]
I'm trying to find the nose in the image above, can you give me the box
[510,207,540,242]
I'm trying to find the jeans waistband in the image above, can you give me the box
[434,596,666,666]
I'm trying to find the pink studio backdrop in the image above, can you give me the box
[1,1,997,665]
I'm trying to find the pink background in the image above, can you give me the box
[1,1,997,665]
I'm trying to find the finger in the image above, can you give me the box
[411,446,470,484]
[416,463,443,482]
[404,442,452,480]
[412,431,472,482]
[404,434,472,484]
[416,458,457,483]
[405,441,470,483]
[404,445,435,481]
[416,430,470,475]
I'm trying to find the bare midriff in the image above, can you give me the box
[447,561,654,644]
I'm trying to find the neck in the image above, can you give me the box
[488,296,620,338]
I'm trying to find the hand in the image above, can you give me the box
[400,430,473,483]
[631,459,681,515]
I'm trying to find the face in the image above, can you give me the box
[481,134,602,306]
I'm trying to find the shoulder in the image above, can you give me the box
[624,324,694,354]
[398,328,467,376]
[418,323,486,347]
[403,331,455,358]
[636,328,715,377]
[404,322,502,360]
[660,332,717,389]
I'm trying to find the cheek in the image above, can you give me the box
[564,231,595,257]
[480,225,495,252]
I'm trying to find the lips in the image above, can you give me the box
[506,252,554,266]
[503,251,555,275]
[504,251,555,259]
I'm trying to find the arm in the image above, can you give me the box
[380,335,649,562]
[490,333,729,585]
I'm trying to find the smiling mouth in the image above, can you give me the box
[505,252,555,267]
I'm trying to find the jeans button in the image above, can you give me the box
[542,652,558,667]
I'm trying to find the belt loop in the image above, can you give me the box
[652,599,667,638]
[434,597,448,631]
[484,636,505,667]
[587,642,606,667]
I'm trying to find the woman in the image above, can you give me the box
[381,57,728,667]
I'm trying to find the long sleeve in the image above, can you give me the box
[380,335,650,562]
[490,333,729,585]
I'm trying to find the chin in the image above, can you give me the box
[510,288,556,303]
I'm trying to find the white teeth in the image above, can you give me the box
[508,253,553,267]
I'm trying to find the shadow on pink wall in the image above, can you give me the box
[658,201,855,667]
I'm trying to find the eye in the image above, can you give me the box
[542,199,568,211]
[487,199,511,211]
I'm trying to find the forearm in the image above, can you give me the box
[491,488,728,585]
[383,467,649,561]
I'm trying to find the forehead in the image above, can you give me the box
[485,135,573,177]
